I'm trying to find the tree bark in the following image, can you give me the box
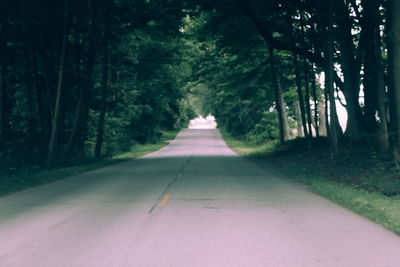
[303,59,314,137]
[362,0,389,150]
[293,54,310,144]
[32,55,50,140]
[387,0,400,156]
[269,46,289,144]
[67,0,98,158]
[46,0,70,167]
[95,0,112,158]
[294,101,304,137]
[0,63,6,144]
[324,85,330,138]
[24,48,37,137]
[328,0,339,156]
[318,97,327,136]
[0,3,8,145]
[361,0,379,133]
[334,0,362,142]
[311,64,320,137]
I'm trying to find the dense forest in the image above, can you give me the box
[1,0,400,171]
[0,0,192,169]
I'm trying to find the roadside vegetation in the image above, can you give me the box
[0,130,179,197]
[222,130,400,235]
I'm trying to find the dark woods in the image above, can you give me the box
[1,0,400,170]
[0,0,188,169]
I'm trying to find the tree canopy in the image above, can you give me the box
[1,0,400,169]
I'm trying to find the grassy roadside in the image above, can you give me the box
[0,130,180,197]
[221,129,400,235]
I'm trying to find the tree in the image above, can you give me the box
[95,0,112,158]
[45,0,70,167]
[387,0,400,158]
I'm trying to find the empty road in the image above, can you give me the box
[0,129,399,266]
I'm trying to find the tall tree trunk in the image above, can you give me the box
[303,59,314,137]
[0,63,6,145]
[24,48,37,137]
[46,0,70,167]
[311,64,320,137]
[387,76,397,133]
[361,0,380,134]
[67,0,98,158]
[269,46,289,144]
[387,0,400,158]
[298,9,314,138]
[95,0,111,158]
[0,4,8,145]
[318,97,327,136]
[294,101,304,137]
[32,55,49,140]
[335,0,362,142]
[362,0,389,150]
[41,54,55,120]
[376,64,389,151]
[293,53,310,146]
[328,0,339,156]
[324,86,330,138]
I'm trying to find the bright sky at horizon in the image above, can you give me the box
[189,115,217,129]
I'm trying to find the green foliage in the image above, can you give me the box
[179,12,287,142]
[245,111,279,144]
[0,0,191,169]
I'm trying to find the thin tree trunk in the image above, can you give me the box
[328,0,339,156]
[0,63,6,144]
[46,0,70,167]
[269,46,289,144]
[324,88,330,138]
[95,0,111,158]
[294,101,304,137]
[387,76,397,133]
[362,0,380,134]
[318,97,327,136]
[67,0,98,157]
[24,48,37,137]
[303,59,314,137]
[311,64,320,137]
[293,53,310,145]
[41,54,55,120]
[376,64,389,151]
[298,9,314,138]
[0,5,8,145]
[362,0,389,150]
[32,56,49,139]
[387,0,400,159]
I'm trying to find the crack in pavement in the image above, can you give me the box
[148,156,192,213]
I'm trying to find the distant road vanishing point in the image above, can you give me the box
[0,128,399,266]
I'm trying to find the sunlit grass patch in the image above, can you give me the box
[220,128,277,156]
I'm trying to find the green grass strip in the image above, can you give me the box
[0,130,179,197]
[221,129,400,235]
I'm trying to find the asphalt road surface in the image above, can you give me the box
[0,129,399,267]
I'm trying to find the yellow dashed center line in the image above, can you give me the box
[159,194,171,206]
